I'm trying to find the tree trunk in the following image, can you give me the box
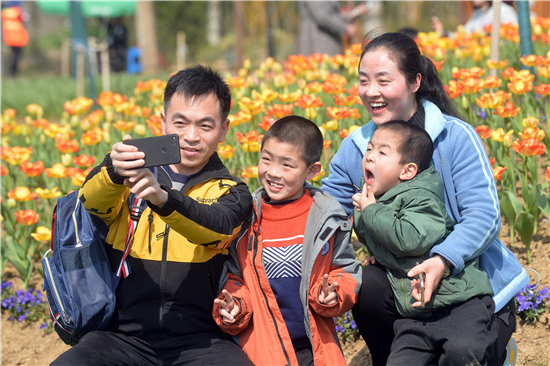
[135,1,158,74]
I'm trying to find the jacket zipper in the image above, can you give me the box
[399,278,414,317]
[251,227,292,366]
[158,224,170,338]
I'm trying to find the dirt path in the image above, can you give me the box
[1,217,549,366]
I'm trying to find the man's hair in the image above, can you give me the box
[261,115,323,167]
[376,120,433,174]
[164,65,232,122]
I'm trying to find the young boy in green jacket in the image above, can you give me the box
[352,120,493,319]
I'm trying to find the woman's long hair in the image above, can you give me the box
[360,32,461,119]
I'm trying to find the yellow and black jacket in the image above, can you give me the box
[79,152,252,341]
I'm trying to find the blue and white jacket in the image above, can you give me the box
[322,100,529,312]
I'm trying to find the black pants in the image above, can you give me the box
[51,331,254,366]
[352,262,516,366]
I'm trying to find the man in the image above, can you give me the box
[52,66,254,366]
[297,1,368,56]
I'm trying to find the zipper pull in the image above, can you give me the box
[63,311,71,324]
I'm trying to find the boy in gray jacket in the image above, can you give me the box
[352,120,493,318]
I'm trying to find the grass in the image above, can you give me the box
[1,72,171,120]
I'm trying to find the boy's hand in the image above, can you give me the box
[352,183,376,212]
[408,258,446,307]
[214,289,241,323]
[363,255,376,266]
[318,274,339,306]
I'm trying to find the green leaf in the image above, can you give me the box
[535,190,550,219]
[515,212,535,247]
[500,190,523,228]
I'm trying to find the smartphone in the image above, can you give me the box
[123,134,181,168]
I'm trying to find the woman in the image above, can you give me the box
[321,32,528,365]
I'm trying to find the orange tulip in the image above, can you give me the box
[489,157,496,166]
[484,75,502,89]
[241,166,258,179]
[322,120,339,131]
[512,138,546,157]
[494,90,512,101]
[326,106,352,120]
[2,146,33,166]
[475,125,492,139]
[339,128,350,139]
[278,91,302,103]
[546,167,550,182]
[535,84,550,96]
[486,59,508,69]
[15,209,39,226]
[113,120,137,132]
[334,95,360,107]
[519,127,545,141]
[493,166,507,181]
[63,97,94,115]
[452,67,485,80]
[69,168,87,187]
[8,186,37,202]
[146,115,163,136]
[35,187,62,199]
[45,163,68,179]
[25,103,43,119]
[322,80,346,95]
[33,118,49,129]
[19,161,45,177]
[507,74,534,95]
[267,104,293,118]
[227,76,247,89]
[462,78,485,94]
[218,145,235,160]
[236,130,264,153]
[522,117,540,128]
[252,88,279,103]
[82,127,104,146]
[323,140,331,150]
[1,164,8,176]
[495,101,520,118]
[294,95,324,109]
[31,226,52,242]
[501,67,518,80]
[537,65,550,79]
[238,97,265,116]
[475,93,506,109]
[73,155,96,168]
[348,85,358,96]
[56,139,80,154]
[305,81,323,94]
[446,80,464,99]
[520,55,546,67]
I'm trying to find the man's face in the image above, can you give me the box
[161,93,229,175]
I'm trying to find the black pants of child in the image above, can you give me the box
[50,331,253,366]
[353,261,516,366]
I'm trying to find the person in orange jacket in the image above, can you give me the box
[212,116,362,366]
[1,4,28,76]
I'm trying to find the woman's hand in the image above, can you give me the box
[408,257,446,307]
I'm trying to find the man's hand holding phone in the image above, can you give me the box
[111,135,168,207]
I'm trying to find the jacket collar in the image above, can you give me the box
[350,100,447,155]
[157,152,236,190]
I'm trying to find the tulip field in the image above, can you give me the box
[1,19,549,287]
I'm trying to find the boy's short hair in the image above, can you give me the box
[261,115,323,167]
[376,120,433,173]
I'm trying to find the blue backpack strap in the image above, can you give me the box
[116,167,159,278]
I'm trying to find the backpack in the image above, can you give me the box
[41,189,149,346]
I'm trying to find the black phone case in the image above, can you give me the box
[123,134,181,168]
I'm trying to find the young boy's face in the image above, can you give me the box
[258,138,321,202]
[362,129,409,196]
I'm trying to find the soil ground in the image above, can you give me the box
[1,217,549,366]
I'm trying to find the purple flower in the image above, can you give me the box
[1,281,13,291]
[351,320,357,330]
[480,110,487,119]
[517,300,531,312]
[39,321,49,330]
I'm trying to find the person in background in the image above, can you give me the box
[298,1,368,56]
[107,17,128,72]
[1,2,29,76]
[431,1,518,37]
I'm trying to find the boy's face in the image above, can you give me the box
[362,129,410,196]
[258,138,321,202]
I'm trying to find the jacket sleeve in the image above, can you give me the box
[431,121,501,275]
[361,194,448,257]
[212,233,253,335]
[79,153,129,226]
[321,137,364,217]
[309,227,362,318]
[148,177,253,250]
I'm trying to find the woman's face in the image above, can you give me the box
[358,49,421,125]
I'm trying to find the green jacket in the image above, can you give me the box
[353,165,493,318]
